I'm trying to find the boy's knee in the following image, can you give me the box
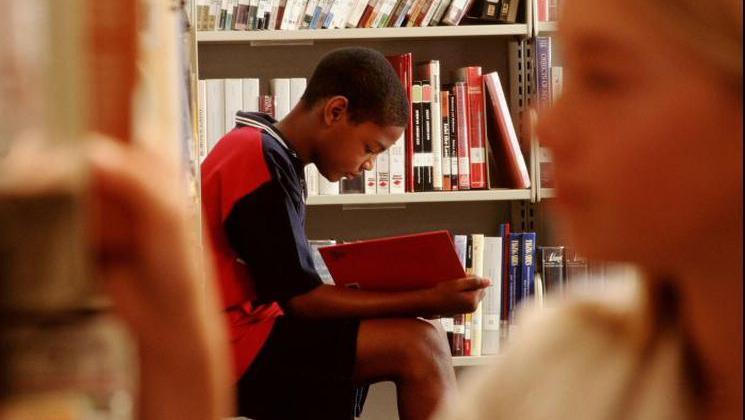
[396,320,452,379]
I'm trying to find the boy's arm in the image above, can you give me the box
[286,277,490,319]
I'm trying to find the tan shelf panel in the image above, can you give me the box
[198,24,529,44]
[307,189,532,206]
[452,355,499,367]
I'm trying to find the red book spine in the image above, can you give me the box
[484,72,530,188]
[454,82,470,190]
[259,95,275,119]
[537,0,548,21]
[357,0,378,27]
[88,0,137,143]
[386,53,415,192]
[463,66,487,189]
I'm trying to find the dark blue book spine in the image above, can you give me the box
[521,232,536,299]
[508,232,522,319]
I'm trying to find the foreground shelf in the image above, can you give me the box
[452,356,499,367]
[306,189,532,206]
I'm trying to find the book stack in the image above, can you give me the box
[197,77,307,161]
[198,53,532,196]
[195,0,520,31]
[442,227,536,356]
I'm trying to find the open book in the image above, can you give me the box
[319,230,466,291]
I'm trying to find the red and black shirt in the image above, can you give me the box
[201,112,322,381]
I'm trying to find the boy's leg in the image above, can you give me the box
[353,318,456,420]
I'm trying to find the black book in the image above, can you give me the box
[421,82,434,191]
[412,81,424,192]
[340,175,365,194]
[448,86,459,190]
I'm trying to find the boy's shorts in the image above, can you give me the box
[236,316,366,420]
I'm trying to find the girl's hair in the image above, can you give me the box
[635,0,742,92]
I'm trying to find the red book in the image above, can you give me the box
[483,71,530,189]
[259,95,275,118]
[537,0,547,21]
[386,53,415,192]
[88,0,137,143]
[455,66,487,189]
[357,0,380,27]
[453,82,471,190]
[319,231,466,291]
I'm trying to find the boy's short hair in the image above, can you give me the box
[301,47,409,127]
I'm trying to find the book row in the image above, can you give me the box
[309,229,611,357]
[194,0,519,31]
[198,56,531,196]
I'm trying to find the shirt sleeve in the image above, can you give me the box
[224,165,322,307]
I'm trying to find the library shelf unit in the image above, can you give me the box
[194,2,551,418]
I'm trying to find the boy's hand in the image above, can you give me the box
[424,276,491,316]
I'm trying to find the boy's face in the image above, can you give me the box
[313,98,404,182]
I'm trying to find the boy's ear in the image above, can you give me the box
[323,96,349,126]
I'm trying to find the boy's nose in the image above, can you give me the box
[361,159,375,171]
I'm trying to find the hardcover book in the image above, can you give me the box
[319,231,466,291]
[483,71,530,189]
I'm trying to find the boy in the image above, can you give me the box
[201,47,489,420]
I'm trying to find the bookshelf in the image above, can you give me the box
[194,1,552,419]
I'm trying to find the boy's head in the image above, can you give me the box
[299,47,409,182]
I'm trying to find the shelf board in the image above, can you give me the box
[197,24,529,44]
[536,21,558,35]
[452,356,499,367]
[540,188,556,199]
[306,189,531,206]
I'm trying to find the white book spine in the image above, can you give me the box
[481,237,503,355]
[376,150,391,194]
[205,79,225,153]
[280,0,295,28]
[346,0,368,27]
[430,61,443,190]
[242,78,260,112]
[331,0,353,28]
[197,80,208,162]
[322,0,339,27]
[209,0,222,29]
[300,0,319,28]
[551,66,563,104]
[389,132,406,194]
[270,78,291,120]
[364,169,377,194]
[441,0,466,25]
[289,78,307,109]
[305,163,320,196]
[319,173,340,195]
[291,0,308,29]
[470,234,485,357]
[224,78,243,133]
[372,0,395,27]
